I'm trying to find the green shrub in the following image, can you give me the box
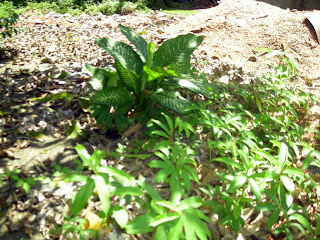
[22,2,61,15]
[84,0,148,15]
[86,24,212,132]
[0,1,19,49]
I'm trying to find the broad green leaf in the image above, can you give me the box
[277,184,288,210]
[228,174,247,193]
[154,151,171,162]
[93,87,133,107]
[283,167,304,180]
[287,222,305,237]
[156,201,179,212]
[138,179,162,201]
[178,196,202,211]
[143,66,168,82]
[99,166,135,186]
[253,149,279,166]
[65,174,88,182]
[67,120,82,139]
[119,24,148,62]
[114,60,138,92]
[16,178,23,187]
[288,141,299,158]
[163,113,174,131]
[255,96,262,112]
[183,210,211,240]
[91,149,106,170]
[154,224,167,240]
[153,34,204,68]
[150,90,191,114]
[151,119,171,135]
[151,130,170,139]
[85,64,109,90]
[289,213,313,233]
[146,41,156,68]
[125,214,155,234]
[113,186,144,196]
[75,144,91,167]
[181,168,191,192]
[112,206,128,228]
[302,151,315,170]
[169,60,192,74]
[94,174,110,216]
[213,157,244,170]
[164,75,211,98]
[192,217,211,240]
[267,209,280,230]
[233,203,241,220]
[148,160,170,169]
[176,118,196,138]
[169,177,183,205]
[183,213,197,240]
[286,193,293,208]
[280,175,295,192]
[149,212,180,227]
[285,226,294,240]
[167,218,183,240]
[72,178,95,216]
[23,182,31,194]
[248,178,262,203]
[96,37,143,75]
[183,165,199,182]
[278,142,289,169]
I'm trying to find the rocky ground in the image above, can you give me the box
[0,0,320,239]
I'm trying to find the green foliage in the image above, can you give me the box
[87,24,210,132]
[257,46,299,80]
[0,1,19,41]
[54,144,143,230]
[6,0,149,16]
[0,168,37,194]
[51,213,98,240]
[149,143,199,202]
[191,49,320,237]
[8,40,316,239]
[55,47,319,239]
[84,0,148,15]
[128,196,211,240]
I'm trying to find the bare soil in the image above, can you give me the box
[167,0,320,79]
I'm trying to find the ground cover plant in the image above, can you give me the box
[0,9,320,240]
[0,1,19,47]
[1,0,150,16]
[44,43,320,239]
[3,27,319,239]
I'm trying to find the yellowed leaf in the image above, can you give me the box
[84,212,103,231]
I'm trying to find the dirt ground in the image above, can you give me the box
[168,0,320,79]
[1,0,320,239]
